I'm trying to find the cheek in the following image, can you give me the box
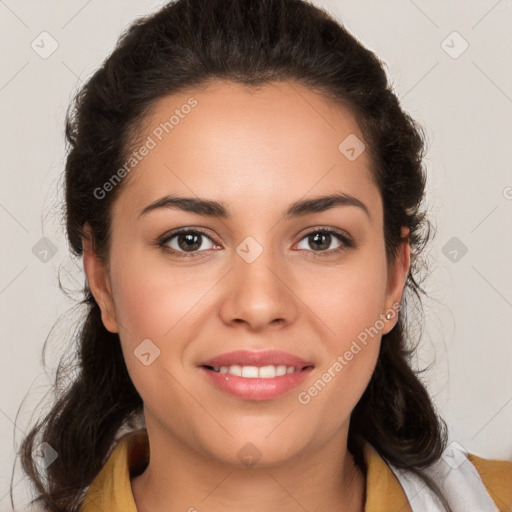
[292,252,387,420]
[108,251,219,393]
[109,250,207,341]
[298,252,388,345]
[295,290,384,440]
[296,337,380,444]
[109,256,199,408]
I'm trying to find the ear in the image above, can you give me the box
[382,226,411,335]
[82,222,119,333]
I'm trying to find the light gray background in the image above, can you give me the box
[1,0,511,509]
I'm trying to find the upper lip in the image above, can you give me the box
[199,350,314,369]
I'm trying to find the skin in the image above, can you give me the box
[83,80,410,512]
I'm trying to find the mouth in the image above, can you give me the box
[198,350,315,401]
[202,363,313,378]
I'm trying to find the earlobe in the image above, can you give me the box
[81,223,119,333]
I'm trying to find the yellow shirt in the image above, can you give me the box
[79,429,512,511]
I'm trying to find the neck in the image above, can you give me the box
[131,418,366,512]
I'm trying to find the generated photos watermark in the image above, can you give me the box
[93,97,198,200]
[297,302,401,405]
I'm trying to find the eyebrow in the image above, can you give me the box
[138,192,371,221]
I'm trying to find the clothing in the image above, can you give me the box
[386,442,510,511]
[78,429,512,511]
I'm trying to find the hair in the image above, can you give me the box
[13,0,452,510]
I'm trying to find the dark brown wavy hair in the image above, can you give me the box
[12,0,452,510]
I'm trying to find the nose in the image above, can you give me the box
[218,246,299,332]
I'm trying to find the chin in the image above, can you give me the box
[199,430,310,469]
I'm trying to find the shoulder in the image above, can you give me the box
[467,452,512,511]
[78,429,149,512]
[381,441,512,512]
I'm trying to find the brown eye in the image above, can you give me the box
[296,228,353,254]
[158,228,218,256]
[176,232,203,252]
[306,232,334,251]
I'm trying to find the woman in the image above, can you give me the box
[16,0,512,511]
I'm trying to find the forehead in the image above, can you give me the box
[115,80,380,221]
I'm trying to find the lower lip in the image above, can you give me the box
[199,366,314,401]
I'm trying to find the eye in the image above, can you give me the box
[295,228,354,255]
[157,228,219,257]
[156,226,354,258]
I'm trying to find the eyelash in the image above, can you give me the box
[155,227,355,258]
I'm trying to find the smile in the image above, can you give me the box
[198,349,315,401]
[207,364,302,378]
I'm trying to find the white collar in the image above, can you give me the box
[386,441,499,512]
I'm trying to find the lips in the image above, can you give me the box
[199,350,314,370]
[198,350,315,401]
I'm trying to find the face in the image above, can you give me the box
[84,80,410,467]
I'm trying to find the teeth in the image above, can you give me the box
[241,366,259,378]
[260,365,279,378]
[210,364,299,378]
